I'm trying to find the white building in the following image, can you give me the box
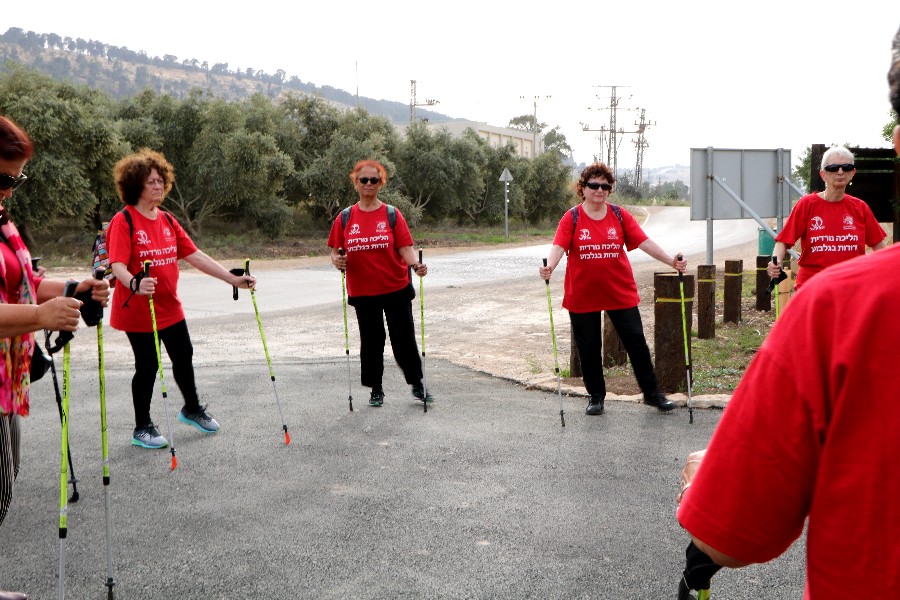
[426,120,543,159]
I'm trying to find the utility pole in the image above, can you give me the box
[631,108,656,189]
[519,95,551,158]
[585,85,631,175]
[410,80,439,125]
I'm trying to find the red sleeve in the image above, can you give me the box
[327,212,345,250]
[107,211,133,267]
[677,299,827,563]
[776,196,809,247]
[551,208,576,252]
[619,207,648,250]
[392,209,414,248]
[167,213,198,258]
[861,203,887,247]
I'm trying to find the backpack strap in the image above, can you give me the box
[341,204,396,230]
[570,203,625,244]
[120,207,176,237]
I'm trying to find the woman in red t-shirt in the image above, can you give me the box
[538,162,686,416]
[108,150,255,449]
[328,160,430,408]
[767,146,888,290]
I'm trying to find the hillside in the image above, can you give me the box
[0,26,452,125]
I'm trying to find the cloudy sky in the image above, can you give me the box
[7,2,898,170]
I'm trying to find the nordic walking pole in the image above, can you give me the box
[45,329,79,503]
[144,261,177,470]
[92,268,116,599]
[418,250,429,413]
[338,249,353,412]
[58,279,78,600]
[677,255,694,424]
[542,258,565,428]
[772,255,780,321]
[243,259,291,445]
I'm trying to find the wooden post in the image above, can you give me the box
[723,260,743,324]
[755,255,771,311]
[569,334,581,378]
[603,312,627,368]
[654,272,693,393]
[697,265,716,339]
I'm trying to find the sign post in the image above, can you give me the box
[499,167,514,239]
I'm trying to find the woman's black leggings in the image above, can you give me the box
[353,293,423,390]
[570,306,659,399]
[126,319,201,428]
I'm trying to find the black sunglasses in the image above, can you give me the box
[358,177,381,185]
[0,173,28,191]
[823,163,855,173]
[584,181,613,191]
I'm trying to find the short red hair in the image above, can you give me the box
[349,160,388,186]
[0,116,34,162]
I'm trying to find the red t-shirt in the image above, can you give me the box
[551,204,648,313]
[677,244,900,598]
[108,207,198,332]
[0,243,42,303]
[776,192,886,289]
[327,204,414,298]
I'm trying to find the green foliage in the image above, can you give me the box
[0,63,122,243]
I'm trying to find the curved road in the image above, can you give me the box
[174,206,759,319]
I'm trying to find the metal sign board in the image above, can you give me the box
[499,167,514,182]
[690,148,795,220]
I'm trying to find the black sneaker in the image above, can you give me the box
[585,395,604,415]
[643,391,676,412]
[411,385,434,403]
[369,389,385,407]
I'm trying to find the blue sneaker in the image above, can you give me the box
[178,405,220,433]
[132,423,168,449]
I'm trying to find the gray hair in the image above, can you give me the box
[821,146,855,170]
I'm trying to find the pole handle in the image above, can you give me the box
[338,248,346,273]
[676,254,684,281]
[63,280,78,298]
[142,260,151,278]
[542,258,550,286]
[418,249,423,264]
[771,254,778,266]
[31,256,40,272]
[93,268,104,281]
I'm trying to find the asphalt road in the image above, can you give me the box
[4,355,804,599]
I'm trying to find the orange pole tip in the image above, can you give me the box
[284,431,291,445]
[170,456,178,470]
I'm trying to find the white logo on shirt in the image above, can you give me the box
[578,229,591,241]
[842,215,854,230]
[349,224,361,235]
[135,230,150,245]
[607,227,618,238]
[376,221,387,233]
[809,216,825,231]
